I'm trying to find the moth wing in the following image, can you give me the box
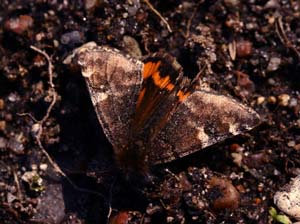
[75,43,143,151]
[132,54,183,137]
[149,91,260,164]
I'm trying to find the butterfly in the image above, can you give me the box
[65,42,260,174]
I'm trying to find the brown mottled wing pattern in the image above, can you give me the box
[149,91,260,164]
[74,43,143,152]
[67,42,260,170]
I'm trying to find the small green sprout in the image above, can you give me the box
[269,207,291,224]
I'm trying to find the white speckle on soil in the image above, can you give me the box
[274,175,300,220]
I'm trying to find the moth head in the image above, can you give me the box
[63,42,100,79]
[63,41,97,65]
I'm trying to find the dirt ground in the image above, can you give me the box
[0,0,300,223]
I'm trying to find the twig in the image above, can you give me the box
[159,199,168,210]
[228,40,237,61]
[185,2,201,38]
[17,112,38,123]
[106,206,112,224]
[164,168,180,181]
[40,90,57,124]
[27,46,104,198]
[143,0,172,33]
[191,63,207,87]
[275,16,300,61]
[13,169,22,199]
[106,179,116,224]
[30,46,54,88]
[35,135,104,197]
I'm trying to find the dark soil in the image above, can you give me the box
[1,0,300,223]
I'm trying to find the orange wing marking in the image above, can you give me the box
[152,72,175,90]
[136,87,146,109]
[177,90,190,102]
[143,61,175,91]
[143,61,161,79]
[166,83,175,91]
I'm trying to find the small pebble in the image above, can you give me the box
[31,123,41,136]
[5,113,13,122]
[231,152,243,167]
[190,195,205,210]
[166,217,174,223]
[278,94,290,107]
[53,39,59,48]
[4,15,34,34]
[208,176,240,210]
[84,0,100,11]
[289,98,298,107]
[146,204,162,215]
[8,93,20,102]
[257,183,264,192]
[0,99,4,110]
[287,141,296,148]
[178,172,192,191]
[294,144,300,151]
[268,96,277,104]
[21,171,37,183]
[7,137,25,155]
[264,0,280,10]
[0,120,6,131]
[257,96,265,105]
[122,35,142,58]
[224,0,239,7]
[31,164,38,171]
[225,16,243,32]
[230,143,242,151]
[267,57,281,72]
[48,10,55,16]
[7,192,17,203]
[235,184,246,193]
[61,31,85,46]
[35,32,45,41]
[109,211,129,224]
[33,55,46,67]
[297,119,300,128]
[0,182,7,189]
[0,137,7,148]
[267,78,276,86]
[39,163,48,171]
[246,22,256,30]
[274,175,300,220]
[127,0,140,16]
[235,71,255,97]
[236,40,252,58]
[242,151,270,168]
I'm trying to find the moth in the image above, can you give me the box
[65,42,260,174]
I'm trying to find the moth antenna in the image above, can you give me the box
[190,63,207,88]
